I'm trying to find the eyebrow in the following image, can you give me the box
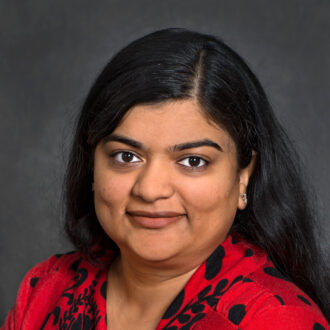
[104,134,223,152]
[103,134,144,149]
[170,139,223,152]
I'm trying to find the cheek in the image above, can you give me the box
[93,171,132,214]
[180,174,239,214]
[93,173,133,242]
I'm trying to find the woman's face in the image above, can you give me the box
[93,100,252,267]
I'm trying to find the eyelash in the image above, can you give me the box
[109,151,209,170]
[177,156,209,170]
[110,151,141,164]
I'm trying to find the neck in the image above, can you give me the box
[107,252,199,317]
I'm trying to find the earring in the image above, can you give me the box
[92,183,94,191]
[240,193,247,204]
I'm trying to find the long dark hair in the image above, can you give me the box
[64,28,330,319]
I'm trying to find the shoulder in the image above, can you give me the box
[161,236,329,329]
[3,250,109,329]
[212,242,329,329]
[17,250,90,286]
[17,248,111,285]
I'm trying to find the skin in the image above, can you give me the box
[93,99,255,329]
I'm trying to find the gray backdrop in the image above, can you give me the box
[1,0,329,322]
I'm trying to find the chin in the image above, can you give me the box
[123,237,184,264]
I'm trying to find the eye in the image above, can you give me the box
[178,156,208,169]
[112,151,141,163]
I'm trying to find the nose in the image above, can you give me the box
[131,159,175,202]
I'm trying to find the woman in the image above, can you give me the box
[4,28,329,329]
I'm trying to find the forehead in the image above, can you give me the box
[112,100,236,151]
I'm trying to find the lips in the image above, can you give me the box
[126,210,186,229]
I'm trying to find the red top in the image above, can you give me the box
[3,235,329,329]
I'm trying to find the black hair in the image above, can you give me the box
[64,28,330,320]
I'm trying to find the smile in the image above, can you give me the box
[126,211,186,229]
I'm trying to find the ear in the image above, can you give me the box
[237,151,257,210]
